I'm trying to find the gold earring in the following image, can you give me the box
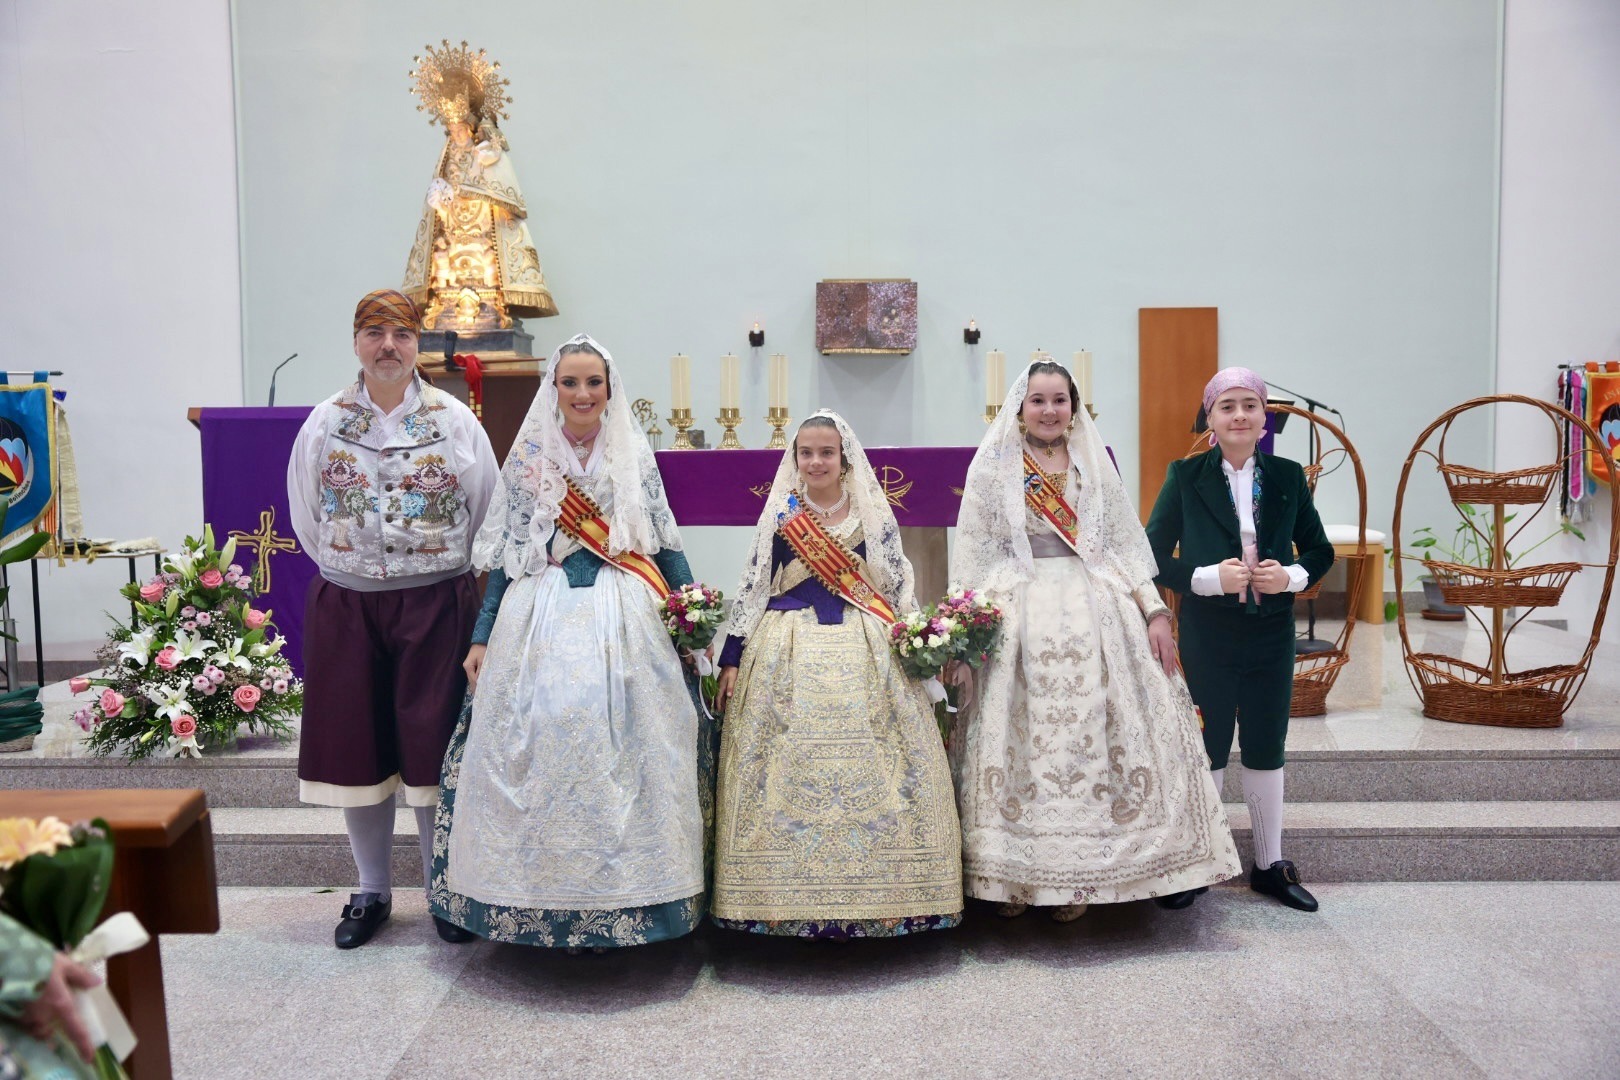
[1017,417,1028,434]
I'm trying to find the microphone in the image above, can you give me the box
[267,353,298,406]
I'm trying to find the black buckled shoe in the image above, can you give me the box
[334,892,391,949]
[1249,861,1319,912]
[433,916,476,943]
[1153,886,1208,910]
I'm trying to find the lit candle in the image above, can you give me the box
[986,349,1006,407]
[1074,349,1093,404]
[769,353,788,409]
[720,353,740,410]
[671,354,691,410]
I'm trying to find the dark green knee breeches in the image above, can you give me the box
[1178,598,1295,771]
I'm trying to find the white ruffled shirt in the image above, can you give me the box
[1190,455,1310,597]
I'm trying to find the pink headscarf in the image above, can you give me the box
[1202,367,1268,414]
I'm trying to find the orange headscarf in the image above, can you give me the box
[353,289,421,334]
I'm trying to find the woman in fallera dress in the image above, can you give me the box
[949,360,1241,920]
[710,411,963,939]
[429,333,717,951]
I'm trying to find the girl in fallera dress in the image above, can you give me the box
[1144,367,1334,911]
[429,334,718,950]
[949,360,1241,920]
[710,411,963,939]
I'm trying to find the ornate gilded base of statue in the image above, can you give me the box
[717,408,744,449]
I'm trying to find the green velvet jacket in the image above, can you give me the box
[1144,447,1334,614]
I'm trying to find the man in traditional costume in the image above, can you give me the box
[287,288,497,947]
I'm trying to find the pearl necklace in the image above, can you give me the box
[803,487,849,517]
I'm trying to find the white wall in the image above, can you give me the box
[0,1,242,659]
[1496,0,1620,641]
[232,0,1500,552]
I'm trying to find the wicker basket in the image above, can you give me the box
[1439,462,1560,505]
[1427,561,1579,609]
[1408,653,1580,727]
[1290,648,1347,717]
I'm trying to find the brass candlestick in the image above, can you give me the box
[766,406,791,449]
[716,407,744,449]
[1085,403,1098,422]
[668,408,696,450]
[984,403,1001,424]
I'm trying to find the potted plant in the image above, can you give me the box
[1404,505,1583,617]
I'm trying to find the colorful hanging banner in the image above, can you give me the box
[0,372,57,550]
[1586,364,1620,485]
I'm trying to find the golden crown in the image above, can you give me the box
[408,40,511,128]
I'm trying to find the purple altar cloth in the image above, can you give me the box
[654,447,978,527]
[199,407,319,676]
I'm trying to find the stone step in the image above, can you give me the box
[202,803,1620,888]
[7,746,1616,806]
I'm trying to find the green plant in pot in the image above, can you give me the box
[1405,504,1584,616]
[0,495,53,750]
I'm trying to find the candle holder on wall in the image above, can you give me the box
[748,323,765,348]
[668,408,696,450]
[766,406,791,450]
[716,407,744,449]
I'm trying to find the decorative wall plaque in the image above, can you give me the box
[815,279,918,354]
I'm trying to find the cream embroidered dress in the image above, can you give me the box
[430,335,711,949]
[950,365,1240,907]
[710,412,963,938]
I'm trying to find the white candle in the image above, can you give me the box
[986,350,1006,407]
[1074,349,1093,403]
[769,353,788,410]
[671,354,691,410]
[720,353,740,410]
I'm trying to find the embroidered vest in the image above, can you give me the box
[312,381,474,581]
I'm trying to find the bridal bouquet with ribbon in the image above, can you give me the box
[658,583,726,714]
[71,525,301,760]
[891,589,1005,739]
[0,816,144,1079]
[934,587,1005,671]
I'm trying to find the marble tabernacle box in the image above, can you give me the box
[816,279,918,354]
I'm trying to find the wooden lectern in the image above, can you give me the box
[0,789,219,1080]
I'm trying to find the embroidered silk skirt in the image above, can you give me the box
[712,607,963,937]
[431,565,712,948]
[952,554,1241,906]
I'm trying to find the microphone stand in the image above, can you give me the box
[1267,380,1339,654]
[267,353,298,407]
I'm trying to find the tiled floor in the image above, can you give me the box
[163,882,1620,1079]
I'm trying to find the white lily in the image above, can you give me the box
[170,629,218,664]
[116,627,159,668]
[144,684,192,722]
[171,733,202,759]
[248,634,287,659]
[166,548,200,578]
[211,637,253,672]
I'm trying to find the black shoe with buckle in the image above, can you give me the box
[1153,886,1209,910]
[335,892,391,949]
[433,915,476,943]
[1249,860,1319,912]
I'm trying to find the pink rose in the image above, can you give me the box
[68,676,91,694]
[99,688,126,717]
[139,580,166,603]
[233,684,261,713]
[199,569,224,589]
[243,608,268,630]
[171,715,197,738]
[154,647,180,671]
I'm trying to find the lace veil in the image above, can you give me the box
[471,333,681,577]
[952,360,1160,598]
[718,409,918,644]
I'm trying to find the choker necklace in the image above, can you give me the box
[1024,432,1066,460]
[803,487,849,517]
[563,423,601,463]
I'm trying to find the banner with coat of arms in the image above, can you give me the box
[0,372,57,551]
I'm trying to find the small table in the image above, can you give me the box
[0,551,164,691]
[0,789,219,1079]
[1333,542,1386,625]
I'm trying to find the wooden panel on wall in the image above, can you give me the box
[1138,307,1219,520]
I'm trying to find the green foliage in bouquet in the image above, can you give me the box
[75,525,301,760]
[0,817,114,952]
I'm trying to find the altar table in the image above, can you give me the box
[0,788,219,1080]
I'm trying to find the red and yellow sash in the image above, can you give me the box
[557,478,670,598]
[776,501,898,626]
[1022,451,1080,552]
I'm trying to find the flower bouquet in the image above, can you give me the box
[935,587,1005,671]
[890,589,1006,740]
[0,815,140,1078]
[658,583,726,713]
[71,526,301,760]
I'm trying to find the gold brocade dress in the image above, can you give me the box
[711,518,964,938]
